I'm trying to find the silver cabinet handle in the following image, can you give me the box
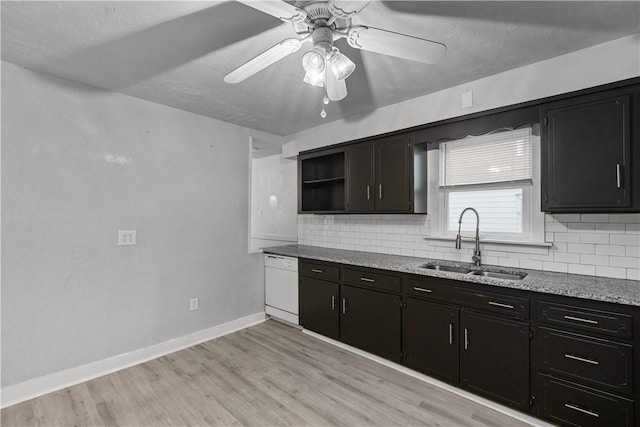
[331,295,336,311]
[360,277,375,283]
[413,287,432,293]
[449,323,453,345]
[616,163,622,188]
[564,403,599,418]
[366,185,371,200]
[311,269,324,273]
[464,328,469,350]
[563,315,598,325]
[266,255,284,260]
[342,298,347,314]
[565,354,599,365]
[488,301,514,309]
[379,184,383,199]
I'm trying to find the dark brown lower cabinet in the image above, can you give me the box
[402,298,460,383]
[340,284,402,362]
[460,309,530,410]
[539,374,634,427]
[299,277,339,339]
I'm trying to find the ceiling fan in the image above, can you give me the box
[224,0,447,117]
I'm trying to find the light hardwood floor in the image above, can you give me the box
[2,320,533,426]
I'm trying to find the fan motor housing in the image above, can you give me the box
[312,27,334,51]
[293,1,351,35]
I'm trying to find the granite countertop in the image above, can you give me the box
[263,244,640,307]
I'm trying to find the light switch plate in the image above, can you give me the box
[118,230,136,246]
[462,90,473,108]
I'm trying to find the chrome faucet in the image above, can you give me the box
[455,207,481,266]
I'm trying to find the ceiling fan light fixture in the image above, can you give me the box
[302,48,325,74]
[329,49,356,80]
[303,70,324,87]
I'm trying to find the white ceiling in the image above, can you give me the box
[2,1,639,137]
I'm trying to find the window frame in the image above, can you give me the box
[427,126,546,245]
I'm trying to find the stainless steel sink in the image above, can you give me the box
[421,264,473,274]
[470,270,527,280]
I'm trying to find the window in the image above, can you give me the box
[431,127,545,243]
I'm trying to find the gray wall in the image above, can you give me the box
[1,62,264,386]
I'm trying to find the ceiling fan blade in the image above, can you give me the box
[326,69,347,102]
[347,26,446,64]
[235,0,307,23]
[329,0,372,18]
[224,38,302,84]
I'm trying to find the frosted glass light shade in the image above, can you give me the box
[303,71,324,87]
[329,50,355,80]
[302,49,325,73]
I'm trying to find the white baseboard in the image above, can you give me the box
[1,312,266,409]
[302,329,554,427]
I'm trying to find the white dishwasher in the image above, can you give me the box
[264,254,299,325]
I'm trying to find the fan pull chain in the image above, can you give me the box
[320,65,329,118]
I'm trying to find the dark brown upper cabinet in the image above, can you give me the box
[299,133,427,214]
[374,135,414,212]
[541,86,640,212]
[345,142,375,212]
[346,134,426,213]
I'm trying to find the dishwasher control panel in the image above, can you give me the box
[265,254,298,271]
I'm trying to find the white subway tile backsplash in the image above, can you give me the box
[610,256,640,269]
[580,233,609,244]
[553,233,581,243]
[520,259,543,270]
[610,214,640,223]
[550,242,568,253]
[546,222,568,232]
[610,234,640,246]
[567,243,595,254]
[554,253,581,263]
[543,261,568,273]
[567,222,595,231]
[298,212,640,280]
[626,224,640,234]
[580,254,610,266]
[595,245,626,256]
[568,264,596,276]
[580,213,610,223]
[596,266,627,279]
[627,246,640,257]
[628,269,640,280]
[595,223,626,234]
[553,214,581,222]
[498,257,520,268]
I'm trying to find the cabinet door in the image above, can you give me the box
[542,94,631,211]
[346,144,375,212]
[299,277,339,339]
[402,298,460,383]
[375,136,413,212]
[340,285,402,361]
[460,310,530,410]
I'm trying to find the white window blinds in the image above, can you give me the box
[439,128,533,188]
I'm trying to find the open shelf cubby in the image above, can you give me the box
[300,151,346,212]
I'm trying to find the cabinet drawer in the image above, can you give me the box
[403,278,459,303]
[342,268,401,292]
[461,290,530,320]
[538,301,632,339]
[299,261,340,281]
[539,374,634,427]
[539,327,633,395]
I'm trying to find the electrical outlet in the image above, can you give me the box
[118,230,136,246]
[189,297,199,311]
